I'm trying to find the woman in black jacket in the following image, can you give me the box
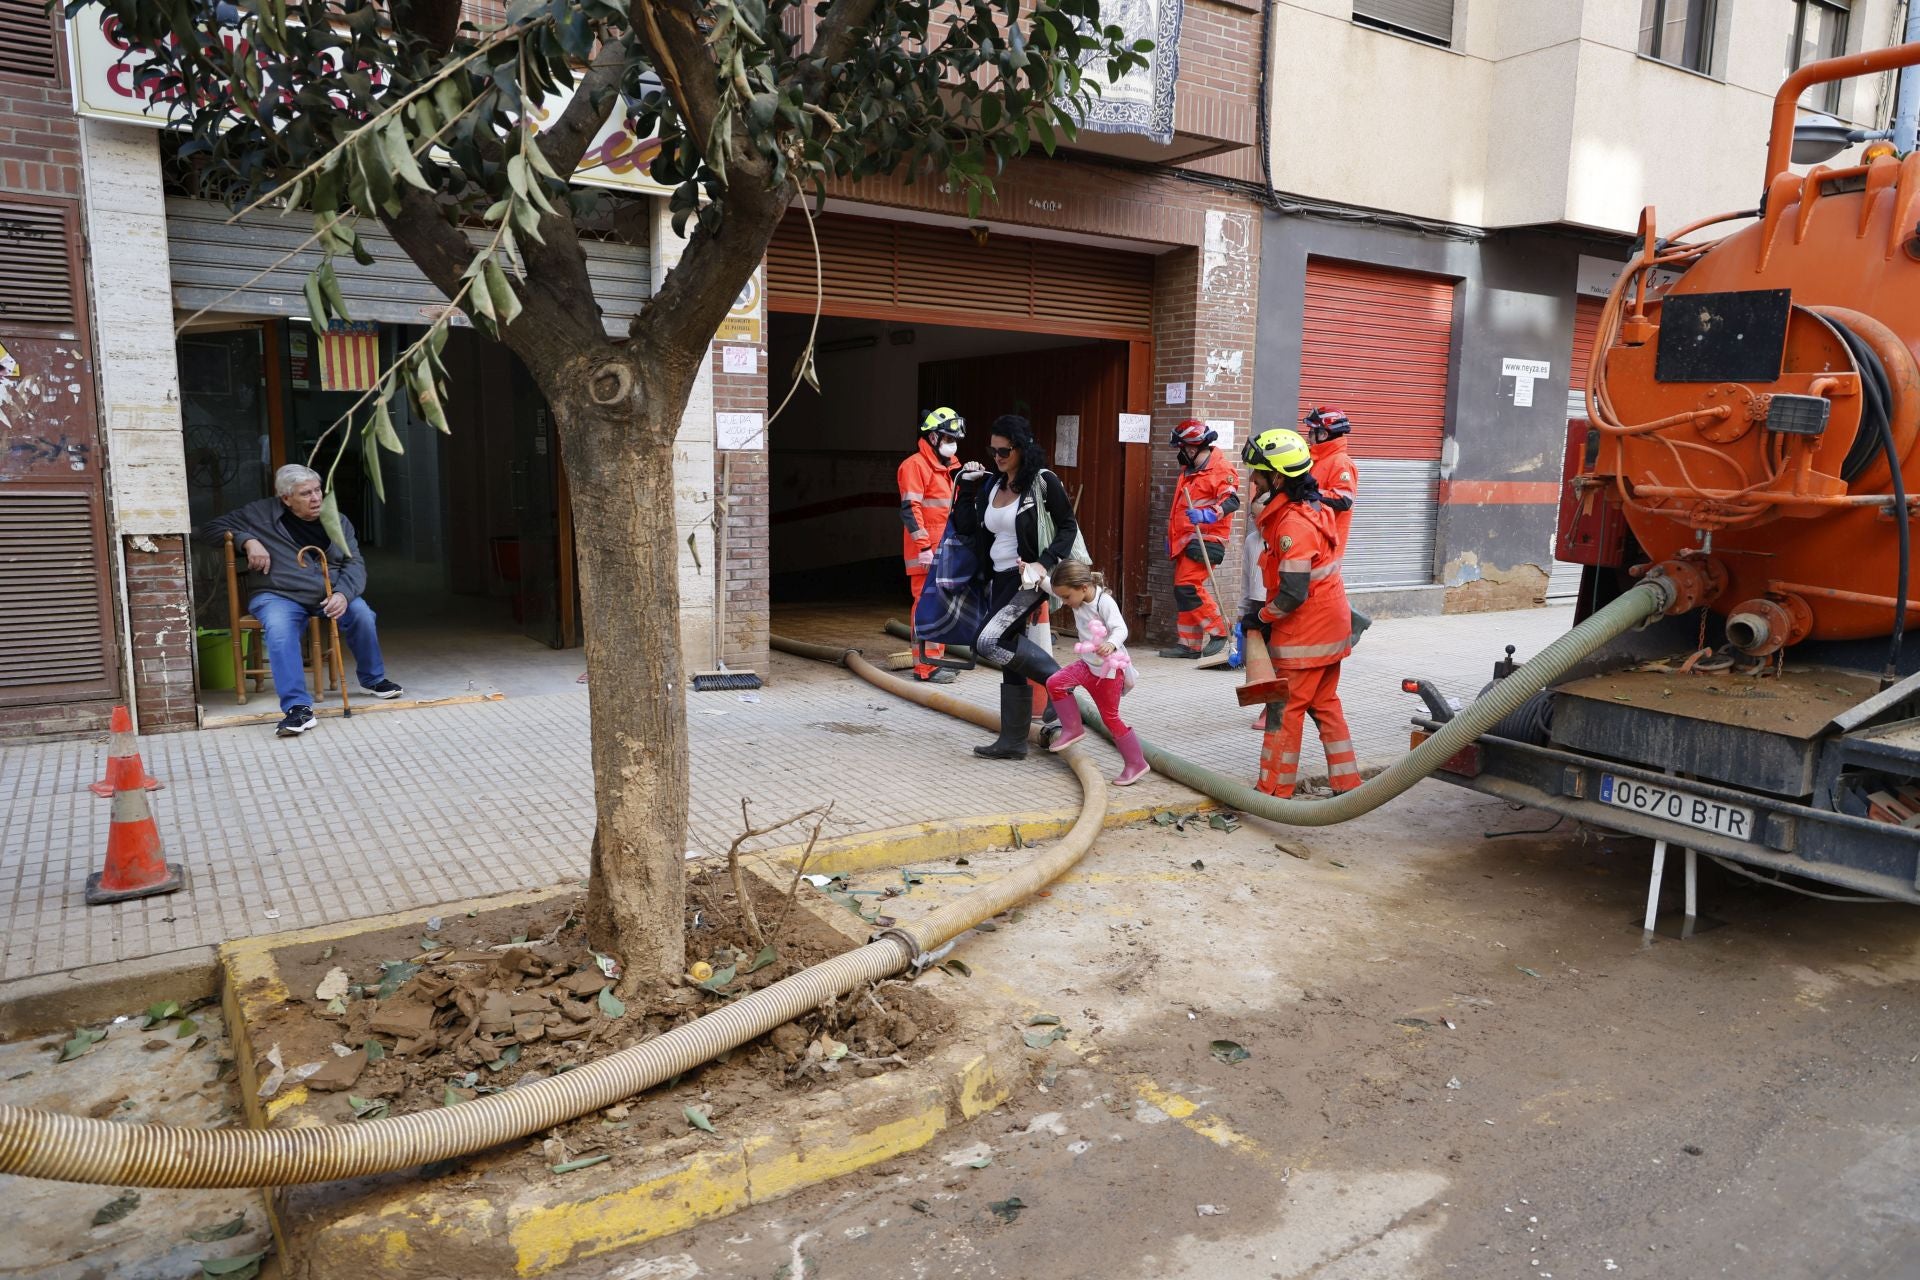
[950,414,1080,759]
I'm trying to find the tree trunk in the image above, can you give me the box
[547,369,689,989]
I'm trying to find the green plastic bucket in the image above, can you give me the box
[197,628,236,692]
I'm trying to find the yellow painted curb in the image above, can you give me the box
[782,796,1216,876]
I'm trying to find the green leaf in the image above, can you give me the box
[380,117,431,191]
[58,1027,105,1062]
[92,1189,140,1226]
[200,1249,269,1279]
[318,491,350,559]
[363,1039,385,1062]
[551,1154,612,1174]
[941,959,971,977]
[1517,966,1543,979]
[176,1017,199,1039]
[597,986,626,1019]
[482,259,522,326]
[302,269,329,334]
[746,946,777,974]
[683,1106,716,1133]
[371,398,403,453]
[1022,1026,1065,1049]
[440,1085,462,1107]
[484,1044,522,1071]
[1210,1039,1250,1065]
[185,1215,247,1242]
[697,965,737,993]
[145,1000,182,1026]
[200,1249,268,1279]
[346,1095,389,1120]
[317,261,349,325]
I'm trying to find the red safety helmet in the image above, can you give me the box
[1303,407,1351,440]
[1170,418,1216,448]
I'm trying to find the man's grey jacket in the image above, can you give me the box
[195,498,367,609]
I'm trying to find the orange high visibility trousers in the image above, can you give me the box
[907,569,946,679]
[1255,661,1361,799]
[1172,552,1228,651]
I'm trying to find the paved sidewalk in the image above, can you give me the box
[0,604,1573,981]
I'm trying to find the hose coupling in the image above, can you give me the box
[1638,557,1724,615]
[871,926,927,968]
[1725,594,1812,656]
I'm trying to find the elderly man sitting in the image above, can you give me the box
[196,464,402,736]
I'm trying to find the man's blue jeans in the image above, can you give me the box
[249,591,386,713]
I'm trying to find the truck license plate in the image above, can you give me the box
[1598,774,1755,841]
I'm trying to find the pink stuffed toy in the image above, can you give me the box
[1074,618,1132,678]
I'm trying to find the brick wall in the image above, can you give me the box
[711,306,770,676]
[0,44,81,200]
[124,536,198,731]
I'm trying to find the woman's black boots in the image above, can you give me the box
[974,684,1034,760]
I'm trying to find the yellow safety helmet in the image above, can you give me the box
[1242,427,1313,477]
[920,406,966,438]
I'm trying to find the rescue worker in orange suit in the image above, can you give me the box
[899,406,966,683]
[1303,406,1371,649]
[1241,427,1361,799]
[1159,419,1240,666]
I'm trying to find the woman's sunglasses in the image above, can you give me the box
[990,446,1015,459]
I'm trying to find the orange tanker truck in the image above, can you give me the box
[1410,38,1920,915]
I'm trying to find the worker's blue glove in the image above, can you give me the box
[1187,507,1220,525]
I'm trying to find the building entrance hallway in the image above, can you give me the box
[181,324,587,726]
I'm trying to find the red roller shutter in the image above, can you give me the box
[1568,294,1604,410]
[1298,258,1455,461]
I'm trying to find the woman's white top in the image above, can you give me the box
[1073,587,1132,678]
[984,488,1021,573]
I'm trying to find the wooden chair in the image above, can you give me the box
[224,532,333,705]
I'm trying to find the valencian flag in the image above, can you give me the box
[319,321,382,391]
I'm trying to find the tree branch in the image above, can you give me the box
[631,0,725,147]
[537,47,630,182]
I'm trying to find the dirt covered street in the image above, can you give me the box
[568,782,1920,1280]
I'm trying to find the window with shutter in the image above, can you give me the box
[0,0,61,82]
[0,200,79,328]
[1353,0,1455,47]
[0,489,117,704]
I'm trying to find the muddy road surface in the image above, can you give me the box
[563,783,1920,1280]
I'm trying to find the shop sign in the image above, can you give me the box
[714,270,762,344]
[69,13,668,198]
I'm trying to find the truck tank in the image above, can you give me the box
[1418,40,1920,910]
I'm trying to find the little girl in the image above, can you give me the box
[1043,560,1151,786]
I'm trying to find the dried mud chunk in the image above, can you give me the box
[557,969,607,997]
[369,997,436,1040]
[507,993,550,1015]
[513,1014,548,1044]
[306,1049,369,1093]
[768,1022,810,1061]
[401,973,455,1003]
[888,1014,921,1047]
[477,990,516,1033]
[496,948,546,977]
[547,1020,594,1041]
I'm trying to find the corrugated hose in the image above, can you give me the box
[0,649,1108,1189]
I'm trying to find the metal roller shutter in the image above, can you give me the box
[1353,0,1455,45]
[0,489,115,702]
[766,212,1153,340]
[165,198,651,334]
[1300,257,1454,588]
[1548,295,1607,601]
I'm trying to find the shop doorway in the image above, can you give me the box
[767,314,1146,626]
[182,321,584,723]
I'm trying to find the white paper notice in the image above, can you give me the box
[716,412,765,451]
[1501,358,1550,408]
[1166,382,1188,406]
[1117,412,1153,444]
[721,346,757,375]
[1055,414,1081,468]
[1204,419,1235,451]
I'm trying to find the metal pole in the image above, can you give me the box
[1683,847,1699,929]
[1643,839,1668,935]
[1897,2,1920,156]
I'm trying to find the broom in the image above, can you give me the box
[693,454,764,692]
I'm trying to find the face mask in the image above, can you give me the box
[1177,448,1197,470]
[938,439,959,459]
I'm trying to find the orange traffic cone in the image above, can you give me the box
[85,776,184,905]
[88,706,163,798]
[1235,629,1290,711]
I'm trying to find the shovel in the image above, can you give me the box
[297,545,353,719]
[1194,544,1233,670]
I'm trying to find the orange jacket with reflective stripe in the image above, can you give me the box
[1168,449,1240,558]
[1257,494,1352,670]
[897,439,960,568]
[1311,441,1357,551]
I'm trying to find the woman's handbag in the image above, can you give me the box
[911,523,988,662]
[1034,469,1091,607]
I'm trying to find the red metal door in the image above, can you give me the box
[1298,258,1456,461]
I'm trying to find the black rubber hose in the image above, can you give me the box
[1834,320,1906,685]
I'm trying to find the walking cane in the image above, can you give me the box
[297,545,353,719]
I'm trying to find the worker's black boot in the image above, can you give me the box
[973,684,1033,760]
